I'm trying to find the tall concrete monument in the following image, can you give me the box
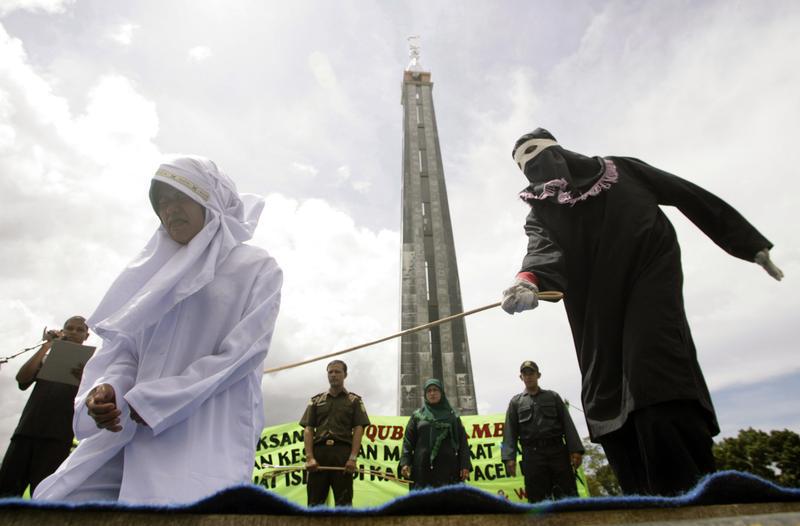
[398,37,477,416]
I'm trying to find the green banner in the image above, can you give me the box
[252,413,588,507]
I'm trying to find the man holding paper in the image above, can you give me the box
[34,156,282,504]
[0,316,90,496]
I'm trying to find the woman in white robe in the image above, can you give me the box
[34,156,282,504]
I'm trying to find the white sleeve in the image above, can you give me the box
[124,259,282,436]
[72,334,139,440]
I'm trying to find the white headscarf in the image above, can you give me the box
[87,155,264,339]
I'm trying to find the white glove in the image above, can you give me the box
[501,278,539,314]
[754,249,783,281]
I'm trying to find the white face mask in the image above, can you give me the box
[513,138,559,171]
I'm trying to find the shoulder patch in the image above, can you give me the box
[347,392,360,402]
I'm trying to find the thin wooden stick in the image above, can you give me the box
[263,291,563,375]
[260,464,412,485]
[259,465,304,481]
[318,466,411,484]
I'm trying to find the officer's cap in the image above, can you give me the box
[520,360,539,373]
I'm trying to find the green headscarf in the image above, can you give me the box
[414,378,460,466]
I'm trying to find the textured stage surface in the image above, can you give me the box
[1,471,798,525]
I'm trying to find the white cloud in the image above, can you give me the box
[307,50,350,117]
[335,164,350,182]
[0,0,73,16]
[351,179,371,194]
[335,165,372,194]
[108,23,139,46]
[251,194,401,422]
[0,21,161,456]
[72,75,159,165]
[308,50,337,90]
[290,161,318,177]
[187,45,212,63]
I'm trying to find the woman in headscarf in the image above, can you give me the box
[34,156,282,504]
[399,379,471,490]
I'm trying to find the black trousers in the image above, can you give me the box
[306,442,353,507]
[0,436,72,497]
[521,442,577,503]
[598,400,716,496]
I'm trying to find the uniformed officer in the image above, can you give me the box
[502,360,584,502]
[300,360,370,507]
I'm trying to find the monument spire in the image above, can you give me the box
[398,38,478,416]
[407,35,423,72]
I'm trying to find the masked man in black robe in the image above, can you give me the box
[501,128,783,496]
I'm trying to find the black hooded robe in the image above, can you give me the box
[519,156,772,441]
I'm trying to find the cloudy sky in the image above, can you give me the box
[1,0,798,457]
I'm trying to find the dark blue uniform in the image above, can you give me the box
[502,389,583,502]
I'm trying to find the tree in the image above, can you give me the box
[713,428,800,487]
[580,438,622,496]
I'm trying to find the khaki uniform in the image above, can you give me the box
[299,389,370,506]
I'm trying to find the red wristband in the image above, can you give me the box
[516,272,539,287]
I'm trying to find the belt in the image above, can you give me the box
[524,436,564,448]
[317,438,349,447]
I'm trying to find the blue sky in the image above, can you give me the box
[1,0,798,456]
